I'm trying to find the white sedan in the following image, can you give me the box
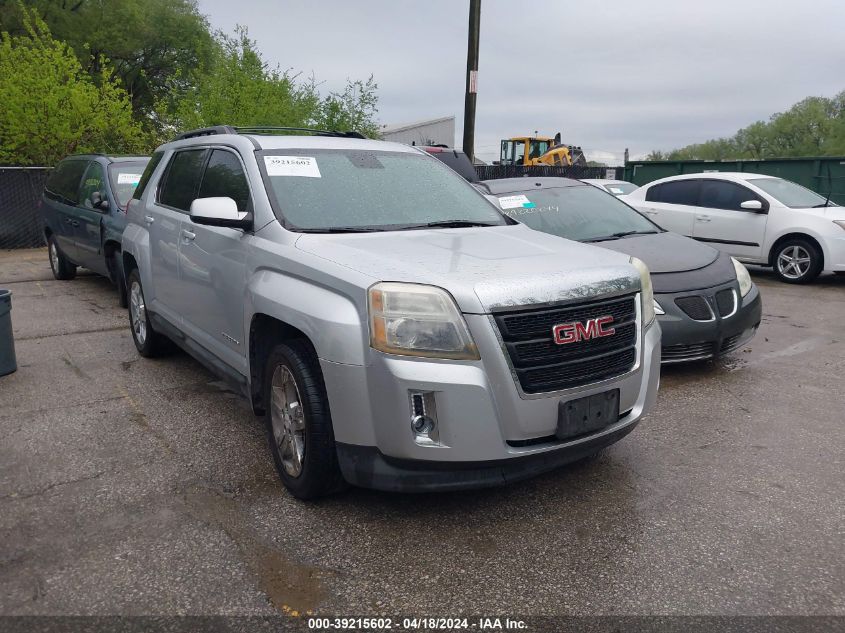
[622,172,845,283]
[580,179,638,196]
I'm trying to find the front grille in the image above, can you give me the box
[494,294,638,394]
[674,295,712,321]
[662,341,715,362]
[715,289,736,316]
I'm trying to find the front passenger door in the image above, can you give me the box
[693,179,768,259]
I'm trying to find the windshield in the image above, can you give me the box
[604,182,638,196]
[260,149,507,231]
[108,160,149,208]
[495,185,660,242]
[748,177,836,208]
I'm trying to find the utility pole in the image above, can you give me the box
[462,0,481,162]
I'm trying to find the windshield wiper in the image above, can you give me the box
[582,235,622,242]
[612,230,660,238]
[297,226,384,233]
[400,220,501,230]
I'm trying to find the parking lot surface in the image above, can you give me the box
[1,248,843,616]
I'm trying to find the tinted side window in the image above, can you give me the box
[45,160,88,204]
[158,149,208,211]
[699,180,761,211]
[78,162,106,209]
[197,149,251,212]
[133,151,164,200]
[646,179,700,206]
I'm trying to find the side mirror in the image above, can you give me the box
[189,197,252,229]
[91,191,109,210]
[740,200,767,213]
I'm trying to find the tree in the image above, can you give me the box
[0,7,146,165]
[317,76,380,138]
[0,0,215,121]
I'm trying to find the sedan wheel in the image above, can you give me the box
[773,239,822,284]
[776,245,811,280]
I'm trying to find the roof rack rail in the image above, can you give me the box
[173,125,366,141]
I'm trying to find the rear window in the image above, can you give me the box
[45,159,88,204]
[133,152,164,201]
[646,179,700,205]
[109,159,150,208]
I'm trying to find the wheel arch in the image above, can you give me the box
[768,232,825,268]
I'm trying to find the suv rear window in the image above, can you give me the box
[45,159,89,204]
[158,149,207,211]
[133,152,164,201]
[646,179,700,205]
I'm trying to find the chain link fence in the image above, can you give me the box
[475,164,624,181]
[0,167,50,249]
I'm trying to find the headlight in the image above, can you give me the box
[834,220,845,231]
[731,257,753,297]
[653,299,665,315]
[368,282,480,360]
[630,257,655,324]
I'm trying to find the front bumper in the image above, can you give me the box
[657,281,762,363]
[320,314,661,492]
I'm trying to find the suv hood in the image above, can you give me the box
[295,225,640,313]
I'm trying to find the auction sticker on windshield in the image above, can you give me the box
[498,194,535,209]
[117,173,142,185]
[264,156,321,178]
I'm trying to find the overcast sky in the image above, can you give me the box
[197,0,845,164]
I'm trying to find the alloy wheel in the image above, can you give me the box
[49,241,59,274]
[777,245,812,280]
[270,365,306,477]
[129,281,147,345]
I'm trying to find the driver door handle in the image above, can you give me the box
[696,215,711,222]
[144,215,155,225]
[181,229,196,242]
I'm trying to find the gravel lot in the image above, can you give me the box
[1,248,843,618]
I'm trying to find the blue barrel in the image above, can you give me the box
[0,289,17,376]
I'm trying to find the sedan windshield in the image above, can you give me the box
[604,182,638,195]
[260,149,507,231]
[495,185,660,242]
[748,177,836,208]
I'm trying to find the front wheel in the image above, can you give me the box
[773,239,822,284]
[47,236,76,280]
[264,340,345,499]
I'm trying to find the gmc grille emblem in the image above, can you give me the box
[553,316,615,345]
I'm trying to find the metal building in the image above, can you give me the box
[380,116,455,147]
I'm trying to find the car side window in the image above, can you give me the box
[78,162,106,209]
[699,180,762,211]
[133,151,164,201]
[158,149,208,212]
[197,149,251,212]
[646,180,700,206]
[45,160,88,205]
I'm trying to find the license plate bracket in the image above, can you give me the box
[556,389,620,440]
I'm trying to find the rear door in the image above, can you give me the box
[175,147,251,373]
[149,148,208,323]
[693,179,768,259]
[74,161,109,274]
[639,179,700,236]
[43,159,88,261]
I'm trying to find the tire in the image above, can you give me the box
[772,238,823,284]
[835,272,845,277]
[263,339,345,499]
[47,235,76,280]
[127,269,171,357]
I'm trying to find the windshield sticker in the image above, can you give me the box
[609,187,623,194]
[264,155,321,178]
[498,194,535,210]
[117,173,142,185]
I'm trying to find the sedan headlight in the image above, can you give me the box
[731,257,753,297]
[368,282,480,360]
[630,257,655,324]
[834,220,845,231]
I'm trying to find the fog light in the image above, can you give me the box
[409,390,439,445]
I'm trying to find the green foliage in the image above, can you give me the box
[0,0,215,119]
[0,7,146,166]
[163,28,379,138]
[650,91,845,160]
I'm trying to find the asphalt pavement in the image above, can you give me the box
[1,248,843,618]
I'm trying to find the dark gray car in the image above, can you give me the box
[480,178,762,363]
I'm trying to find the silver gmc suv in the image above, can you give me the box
[122,126,661,499]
